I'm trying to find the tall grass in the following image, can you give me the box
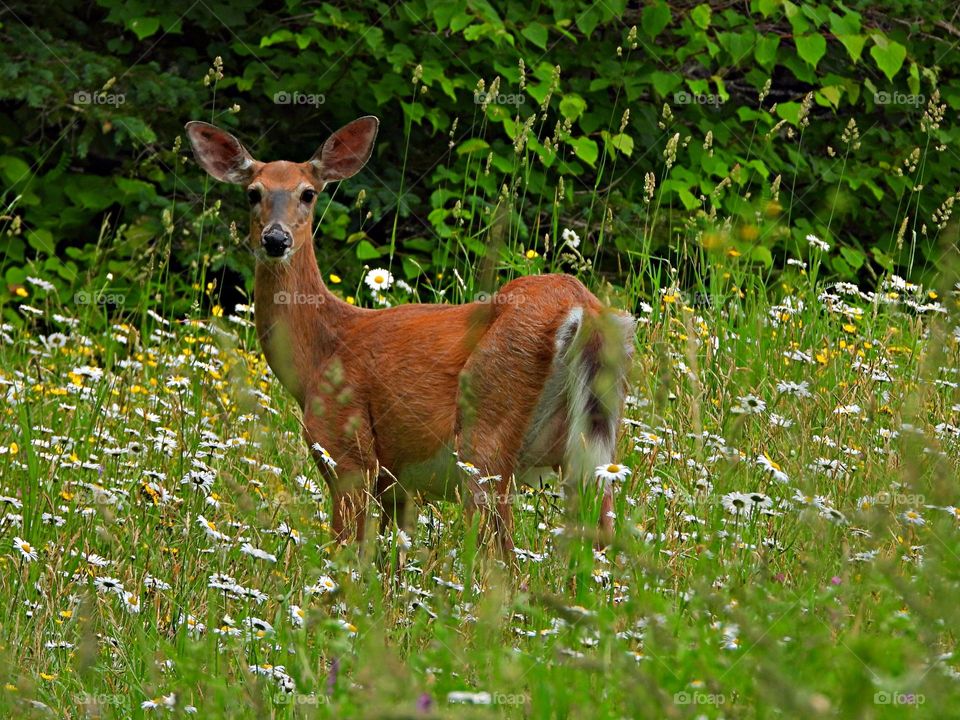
[1,61,959,719]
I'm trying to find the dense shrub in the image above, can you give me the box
[0,0,958,319]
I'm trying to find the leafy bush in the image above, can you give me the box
[0,0,958,320]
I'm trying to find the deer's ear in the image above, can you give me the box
[184,121,258,184]
[309,116,379,183]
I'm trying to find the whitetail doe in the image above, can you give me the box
[185,116,635,550]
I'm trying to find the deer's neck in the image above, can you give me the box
[254,236,352,408]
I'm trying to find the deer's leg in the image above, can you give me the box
[375,472,410,537]
[304,402,376,545]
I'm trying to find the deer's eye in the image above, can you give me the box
[247,188,261,205]
[300,189,317,204]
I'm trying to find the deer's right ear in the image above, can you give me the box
[184,121,258,184]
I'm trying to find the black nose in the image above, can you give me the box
[262,226,292,257]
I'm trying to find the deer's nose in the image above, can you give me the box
[262,225,292,257]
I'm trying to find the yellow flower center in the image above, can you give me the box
[606,464,620,473]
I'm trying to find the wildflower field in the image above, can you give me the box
[3,246,960,718]
[4,1,960,718]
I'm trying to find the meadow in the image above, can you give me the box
[2,6,960,716]
[2,219,960,718]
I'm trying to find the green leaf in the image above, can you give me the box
[782,1,809,34]
[521,23,548,49]
[129,17,160,40]
[908,61,920,95]
[27,228,55,255]
[817,85,842,108]
[456,138,490,155]
[575,4,603,37]
[776,101,802,125]
[355,240,381,260]
[756,0,780,18]
[754,35,780,69]
[840,246,865,270]
[649,71,682,96]
[604,132,634,157]
[751,246,773,266]
[795,34,826,69]
[870,34,907,81]
[570,137,598,166]
[836,34,866,63]
[828,10,860,36]
[641,2,671,38]
[690,4,711,29]
[559,94,587,121]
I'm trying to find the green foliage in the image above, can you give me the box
[0,0,958,316]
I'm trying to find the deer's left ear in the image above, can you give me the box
[309,116,379,184]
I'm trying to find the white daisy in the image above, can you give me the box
[732,394,766,415]
[364,268,394,291]
[806,234,830,252]
[595,463,632,484]
[13,536,37,562]
[240,542,277,563]
[561,228,581,248]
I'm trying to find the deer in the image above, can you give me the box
[185,115,635,552]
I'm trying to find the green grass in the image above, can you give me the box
[1,258,960,719]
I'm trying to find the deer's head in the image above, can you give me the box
[185,116,379,262]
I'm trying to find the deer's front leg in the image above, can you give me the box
[304,398,377,545]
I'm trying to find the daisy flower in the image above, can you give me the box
[561,228,581,248]
[732,394,766,415]
[94,577,125,596]
[900,509,925,526]
[720,492,754,516]
[775,380,811,398]
[13,536,37,562]
[595,463,632,484]
[289,604,305,628]
[122,592,141,614]
[806,234,830,252]
[311,443,337,469]
[306,575,338,595]
[364,268,394,291]
[240,542,277,563]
